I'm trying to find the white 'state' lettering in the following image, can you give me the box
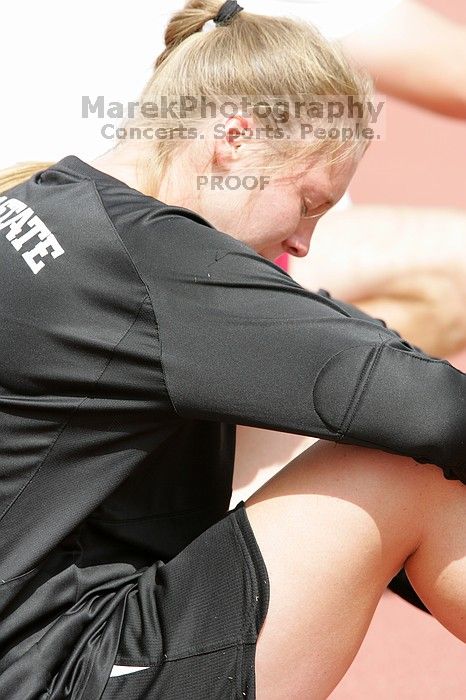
[0,195,64,274]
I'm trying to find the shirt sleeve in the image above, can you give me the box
[130,213,466,484]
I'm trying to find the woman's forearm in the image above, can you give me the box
[339,0,466,120]
[355,269,466,357]
[287,204,466,356]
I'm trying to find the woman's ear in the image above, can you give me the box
[213,114,253,169]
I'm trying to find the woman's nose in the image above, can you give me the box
[284,242,308,257]
[282,229,313,257]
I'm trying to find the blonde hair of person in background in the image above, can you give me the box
[0,162,55,193]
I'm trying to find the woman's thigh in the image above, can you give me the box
[243,440,462,699]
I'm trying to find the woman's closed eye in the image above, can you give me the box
[301,198,333,219]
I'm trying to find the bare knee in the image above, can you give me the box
[245,441,444,698]
[245,440,466,699]
[248,438,466,637]
[247,440,433,573]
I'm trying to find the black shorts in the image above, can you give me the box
[100,500,270,699]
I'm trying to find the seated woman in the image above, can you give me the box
[0,2,465,698]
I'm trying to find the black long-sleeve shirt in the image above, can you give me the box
[0,155,464,698]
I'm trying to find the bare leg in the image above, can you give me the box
[243,440,466,699]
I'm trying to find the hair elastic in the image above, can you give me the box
[213,0,244,26]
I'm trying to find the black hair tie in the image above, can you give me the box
[213,0,244,26]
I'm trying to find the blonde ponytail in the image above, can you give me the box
[156,0,221,70]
